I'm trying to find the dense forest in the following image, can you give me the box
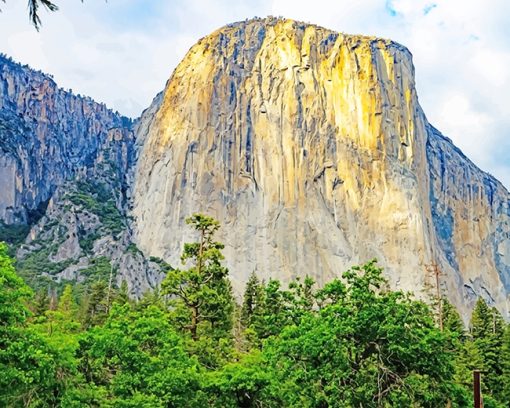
[1,214,509,407]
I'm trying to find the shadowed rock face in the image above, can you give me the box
[132,18,510,319]
[0,55,162,296]
[0,54,132,225]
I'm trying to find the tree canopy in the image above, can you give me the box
[0,217,509,407]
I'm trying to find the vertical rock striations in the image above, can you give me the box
[0,54,162,296]
[132,18,510,318]
[0,54,132,225]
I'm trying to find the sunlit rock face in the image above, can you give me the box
[132,17,509,319]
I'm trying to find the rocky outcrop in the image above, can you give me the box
[0,54,162,296]
[132,18,510,319]
[0,54,132,224]
[1,19,509,317]
[426,125,510,314]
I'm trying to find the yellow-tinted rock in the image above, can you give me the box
[132,18,510,319]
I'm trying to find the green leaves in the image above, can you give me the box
[161,213,234,346]
[0,242,32,327]
[2,227,509,406]
[75,305,205,407]
[256,262,465,407]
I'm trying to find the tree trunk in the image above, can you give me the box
[191,305,198,341]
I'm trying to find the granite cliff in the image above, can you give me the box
[0,54,162,295]
[132,18,510,318]
[1,18,509,318]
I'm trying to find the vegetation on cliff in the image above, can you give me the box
[0,215,509,407]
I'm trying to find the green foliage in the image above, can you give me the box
[258,261,469,407]
[2,218,509,407]
[126,242,142,256]
[16,243,74,289]
[76,304,205,407]
[0,242,32,327]
[0,242,78,407]
[206,351,279,407]
[501,325,510,403]
[240,272,263,329]
[82,280,109,328]
[161,213,234,347]
[80,256,114,282]
[78,230,100,254]
[0,221,30,246]
[66,181,125,236]
[469,298,506,402]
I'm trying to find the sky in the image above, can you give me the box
[0,0,509,188]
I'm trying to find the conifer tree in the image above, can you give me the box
[442,298,465,339]
[161,214,234,341]
[240,271,263,329]
[32,287,50,317]
[470,297,506,400]
[116,280,130,306]
[501,324,510,403]
[83,280,108,328]
[58,284,77,318]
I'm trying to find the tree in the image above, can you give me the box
[161,214,234,342]
[258,261,469,407]
[116,279,131,306]
[0,242,32,327]
[470,297,506,401]
[251,279,288,340]
[501,324,510,403]
[83,280,109,328]
[58,284,78,318]
[75,304,206,406]
[31,287,50,317]
[0,243,78,406]
[240,271,263,329]
[206,351,280,408]
[442,298,466,340]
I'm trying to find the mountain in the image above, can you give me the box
[0,53,162,295]
[132,18,510,319]
[0,18,509,319]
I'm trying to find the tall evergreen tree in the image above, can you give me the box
[115,279,131,306]
[470,297,506,401]
[83,281,108,328]
[58,284,78,318]
[32,287,50,317]
[501,324,510,404]
[442,298,465,340]
[161,214,234,342]
[240,271,263,329]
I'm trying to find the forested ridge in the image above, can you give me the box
[1,214,509,407]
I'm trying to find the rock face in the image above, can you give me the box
[0,54,162,296]
[132,18,510,318]
[0,54,132,224]
[1,18,509,318]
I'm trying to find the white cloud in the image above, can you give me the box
[0,0,508,188]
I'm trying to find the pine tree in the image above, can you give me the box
[442,298,466,340]
[240,271,263,329]
[161,214,234,341]
[58,284,77,318]
[115,280,130,306]
[253,279,287,340]
[501,324,510,403]
[32,287,50,317]
[470,297,506,401]
[83,281,108,328]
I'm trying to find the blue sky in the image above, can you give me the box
[0,0,509,188]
